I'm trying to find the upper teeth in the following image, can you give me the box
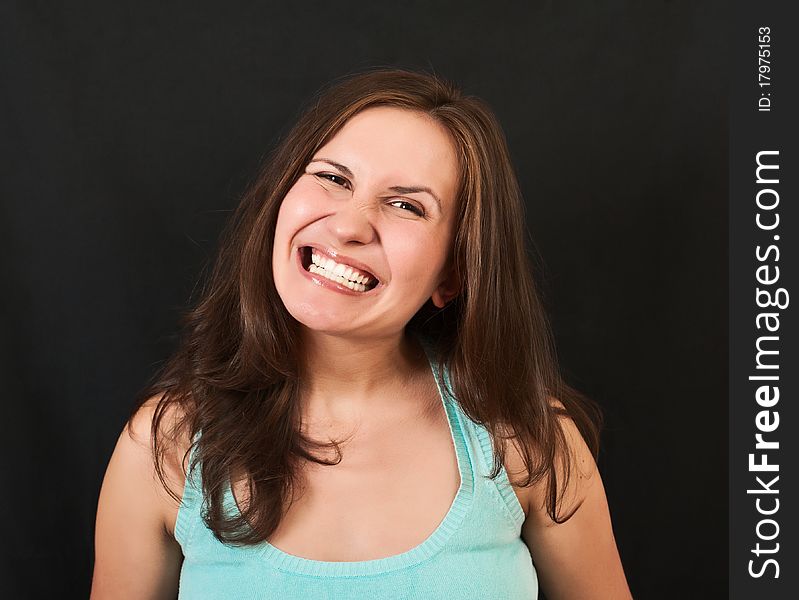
[309,249,373,285]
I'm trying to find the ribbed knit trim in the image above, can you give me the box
[473,423,526,530]
[174,431,203,547]
[252,333,476,577]
[423,337,525,531]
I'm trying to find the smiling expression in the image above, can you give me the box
[271,106,461,338]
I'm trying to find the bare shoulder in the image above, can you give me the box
[125,394,194,534]
[91,394,192,600]
[534,398,598,524]
[508,398,633,599]
[500,397,597,522]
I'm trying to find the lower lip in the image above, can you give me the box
[295,247,380,297]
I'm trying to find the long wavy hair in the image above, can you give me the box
[130,66,603,546]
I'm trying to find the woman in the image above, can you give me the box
[92,67,633,599]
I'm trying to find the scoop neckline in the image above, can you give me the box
[236,332,475,577]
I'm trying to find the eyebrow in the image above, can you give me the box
[308,158,443,211]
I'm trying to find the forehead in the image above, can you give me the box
[317,106,460,202]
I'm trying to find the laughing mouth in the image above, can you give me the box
[300,246,379,292]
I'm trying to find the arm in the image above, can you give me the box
[90,399,186,599]
[520,407,633,600]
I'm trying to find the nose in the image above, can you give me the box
[325,199,377,246]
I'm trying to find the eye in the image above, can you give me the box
[315,172,350,188]
[389,199,425,217]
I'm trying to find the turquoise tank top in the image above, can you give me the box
[174,338,539,599]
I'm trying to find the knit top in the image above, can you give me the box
[174,336,539,599]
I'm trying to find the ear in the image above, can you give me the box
[431,266,460,309]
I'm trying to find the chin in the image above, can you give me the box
[285,302,356,334]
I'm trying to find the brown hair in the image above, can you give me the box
[130,66,603,545]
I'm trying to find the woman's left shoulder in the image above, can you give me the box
[512,399,634,599]
[501,397,599,524]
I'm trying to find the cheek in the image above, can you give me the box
[274,182,326,240]
[387,235,448,287]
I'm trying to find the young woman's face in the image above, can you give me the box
[272,106,460,339]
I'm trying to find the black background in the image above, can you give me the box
[0,1,728,598]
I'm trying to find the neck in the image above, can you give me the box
[297,328,428,422]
